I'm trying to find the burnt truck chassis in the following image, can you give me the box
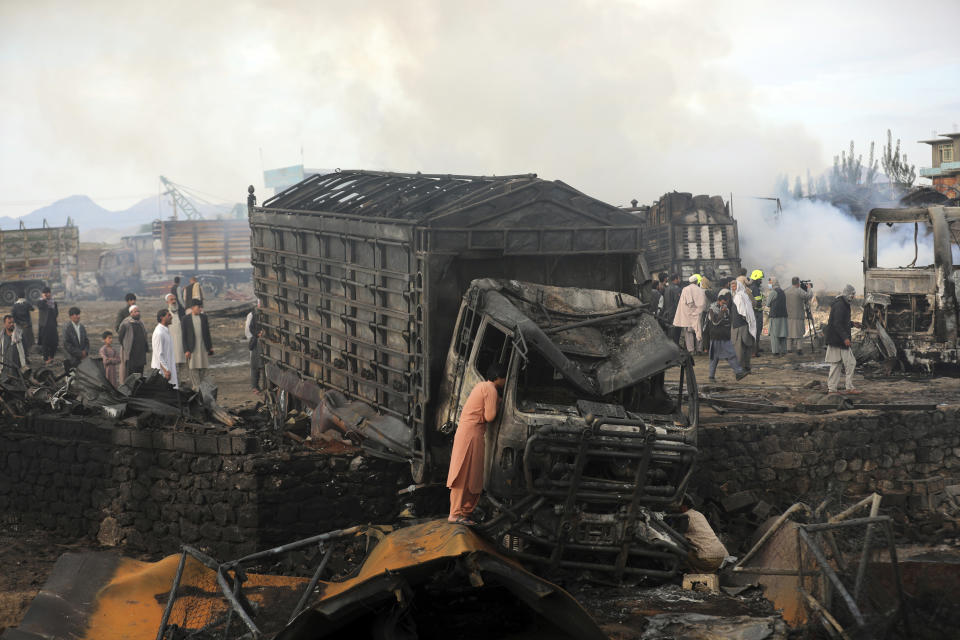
[249,171,698,580]
[860,206,959,371]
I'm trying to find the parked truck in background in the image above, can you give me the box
[249,170,699,581]
[0,220,79,304]
[96,219,252,298]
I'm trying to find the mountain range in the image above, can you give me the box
[0,195,242,242]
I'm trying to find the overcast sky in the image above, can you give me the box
[1,0,958,218]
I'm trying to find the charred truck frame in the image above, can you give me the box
[633,191,741,281]
[249,171,699,580]
[862,206,959,370]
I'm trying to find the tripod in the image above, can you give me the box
[803,300,820,353]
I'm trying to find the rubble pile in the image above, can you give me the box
[0,357,239,429]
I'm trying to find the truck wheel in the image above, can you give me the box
[0,286,14,305]
[25,285,43,303]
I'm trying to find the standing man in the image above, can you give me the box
[151,309,178,388]
[245,301,263,393]
[118,305,149,378]
[731,278,757,373]
[184,276,204,307]
[749,269,765,356]
[11,290,34,354]
[447,362,507,525]
[61,306,89,373]
[673,274,707,353]
[785,277,813,355]
[183,299,214,389]
[0,315,27,377]
[165,293,186,372]
[766,277,788,356]
[661,274,682,344]
[116,293,137,332]
[36,287,59,366]
[706,290,749,381]
[825,284,860,395]
[170,278,185,315]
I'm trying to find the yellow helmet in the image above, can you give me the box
[750,269,764,281]
[692,273,702,285]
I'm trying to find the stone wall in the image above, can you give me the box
[693,407,960,510]
[0,416,409,559]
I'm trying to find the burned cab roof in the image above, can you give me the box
[471,279,684,396]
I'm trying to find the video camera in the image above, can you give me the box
[799,279,813,292]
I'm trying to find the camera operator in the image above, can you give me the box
[785,276,813,355]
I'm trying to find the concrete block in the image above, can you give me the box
[682,573,720,593]
[721,490,757,513]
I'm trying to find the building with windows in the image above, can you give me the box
[919,132,960,198]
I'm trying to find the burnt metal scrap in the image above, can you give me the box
[0,357,237,427]
[4,521,607,640]
[860,206,959,372]
[732,494,911,639]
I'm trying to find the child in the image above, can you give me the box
[99,331,121,388]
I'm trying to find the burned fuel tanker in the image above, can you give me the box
[248,170,699,580]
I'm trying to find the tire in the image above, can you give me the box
[0,286,15,305]
[25,284,43,303]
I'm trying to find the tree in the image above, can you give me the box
[831,140,879,189]
[881,129,916,187]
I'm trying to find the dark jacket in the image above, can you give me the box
[37,299,58,347]
[661,283,682,322]
[62,321,89,362]
[706,301,732,339]
[116,305,132,332]
[11,300,32,326]
[170,284,186,316]
[769,287,787,318]
[182,312,213,355]
[825,296,852,348]
[0,330,24,373]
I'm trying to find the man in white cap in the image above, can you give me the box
[117,305,149,379]
[673,274,707,353]
[151,309,178,388]
[825,284,859,394]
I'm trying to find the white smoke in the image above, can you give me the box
[737,195,943,292]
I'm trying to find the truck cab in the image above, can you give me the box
[431,280,698,579]
[96,249,141,299]
[862,206,960,370]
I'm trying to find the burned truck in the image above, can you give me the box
[861,206,959,371]
[630,191,742,282]
[249,170,699,579]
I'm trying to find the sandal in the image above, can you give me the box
[448,517,477,526]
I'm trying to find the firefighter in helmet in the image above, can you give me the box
[749,269,764,356]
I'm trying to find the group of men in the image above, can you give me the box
[648,268,858,393]
[1,277,215,393]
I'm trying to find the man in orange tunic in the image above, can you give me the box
[447,363,507,524]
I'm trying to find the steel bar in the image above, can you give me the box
[884,520,911,637]
[797,528,867,629]
[227,526,363,566]
[803,515,891,532]
[288,544,334,624]
[215,567,260,638]
[733,502,811,572]
[853,494,881,603]
[799,588,852,640]
[543,306,646,335]
[828,493,879,523]
[155,550,187,640]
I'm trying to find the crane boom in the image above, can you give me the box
[160,175,204,220]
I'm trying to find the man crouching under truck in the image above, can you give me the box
[447,362,507,525]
